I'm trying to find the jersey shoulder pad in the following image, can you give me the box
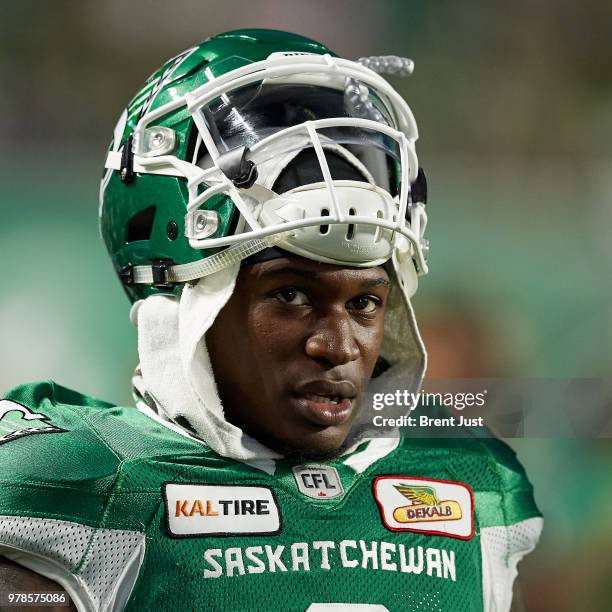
[473,436,542,527]
[398,426,541,526]
[0,383,152,612]
[0,381,122,523]
[1,379,118,446]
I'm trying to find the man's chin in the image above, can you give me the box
[256,428,350,462]
[279,443,344,462]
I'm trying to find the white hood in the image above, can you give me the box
[131,264,426,463]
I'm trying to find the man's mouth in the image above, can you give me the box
[302,394,344,404]
[292,380,358,427]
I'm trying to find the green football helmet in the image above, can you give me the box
[99,29,428,304]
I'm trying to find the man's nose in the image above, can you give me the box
[304,313,360,367]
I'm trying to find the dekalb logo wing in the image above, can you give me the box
[392,484,463,524]
[373,476,474,540]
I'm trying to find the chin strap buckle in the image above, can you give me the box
[119,264,134,286]
[120,136,135,184]
[151,258,175,289]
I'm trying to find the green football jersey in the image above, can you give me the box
[0,382,542,612]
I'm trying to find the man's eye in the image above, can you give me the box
[275,288,311,305]
[348,295,381,313]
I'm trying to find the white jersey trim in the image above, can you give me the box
[0,516,145,612]
[342,436,400,474]
[481,516,543,612]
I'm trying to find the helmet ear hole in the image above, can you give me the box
[127,205,157,242]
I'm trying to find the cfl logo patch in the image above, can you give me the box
[292,465,344,499]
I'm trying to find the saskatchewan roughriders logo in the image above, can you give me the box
[392,484,462,523]
[0,400,66,445]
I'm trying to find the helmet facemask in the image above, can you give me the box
[105,53,428,294]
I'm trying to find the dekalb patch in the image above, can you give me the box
[0,400,66,445]
[373,476,474,540]
[292,465,344,499]
[163,483,281,538]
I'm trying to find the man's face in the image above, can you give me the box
[206,255,390,459]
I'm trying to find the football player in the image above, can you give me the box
[0,29,542,611]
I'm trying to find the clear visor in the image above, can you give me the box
[196,80,403,195]
[201,78,397,149]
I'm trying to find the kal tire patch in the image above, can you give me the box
[163,483,282,538]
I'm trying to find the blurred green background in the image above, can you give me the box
[1,1,611,609]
